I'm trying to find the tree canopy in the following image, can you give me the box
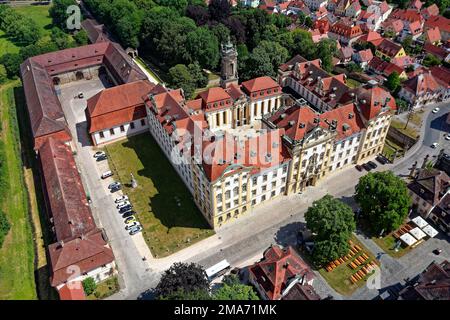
[355,171,412,235]
[155,262,210,299]
[213,274,259,300]
[305,195,355,265]
[385,71,401,93]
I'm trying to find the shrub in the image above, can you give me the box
[82,277,97,296]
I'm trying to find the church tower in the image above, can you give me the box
[220,38,238,88]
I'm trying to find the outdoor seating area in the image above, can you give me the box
[392,217,439,249]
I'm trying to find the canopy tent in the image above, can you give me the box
[422,225,439,238]
[411,216,428,228]
[400,233,417,246]
[409,227,427,240]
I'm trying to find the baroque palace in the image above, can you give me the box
[22,37,396,231]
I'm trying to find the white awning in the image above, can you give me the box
[400,233,417,246]
[409,227,427,240]
[422,225,438,238]
[411,216,428,228]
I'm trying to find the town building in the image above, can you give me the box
[328,22,363,45]
[398,70,443,107]
[424,16,450,41]
[352,48,374,69]
[407,168,450,218]
[399,260,450,300]
[248,245,318,300]
[374,38,407,60]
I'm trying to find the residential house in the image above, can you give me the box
[375,38,406,60]
[352,49,373,69]
[420,4,440,20]
[390,55,414,68]
[310,28,329,43]
[420,26,442,45]
[334,0,353,16]
[400,19,423,41]
[337,46,355,64]
[303,0,327,10]
[382,19,404,36]
[429,65,450,102]
[328,22,363,45]
[408,0,423,11]
[368,56,407,79]
[357,10,381,32]
[345,0,361,18]
[357,30,383,46]
[248,245,318,300]
[424,16,450,41]
[287,0,312,15]
[407,168,450,218]
[311,5,329,20]
[398,70,443,107]
[423,43,450,62]
[389,9,424,28]
[429,193,450,236]
[399,260,450,300]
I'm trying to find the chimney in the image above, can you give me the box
[59,240,64,248]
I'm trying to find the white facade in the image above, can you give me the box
[56,261,117,290]
[92,118,149,146]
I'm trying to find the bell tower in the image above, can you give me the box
[220,37,238,88]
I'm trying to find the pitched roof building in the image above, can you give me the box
[249,245,317,300]
[399,260,450,300]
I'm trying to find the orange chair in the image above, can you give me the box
[357,270,365,278]
[350,275,358,284]
[362,253,369,260]
[354,273,362,281]
[334,260,341,266]
[339,258,345,264]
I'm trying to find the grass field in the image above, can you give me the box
[0,4,53,56]
[104,133,214,258]
[373,234,411,258]
[0,81,37,300]
[87,276,120,300]
[346,78,362,88]
[317,235,379,296]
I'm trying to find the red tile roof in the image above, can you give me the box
[350,85,397,120]
[390,9,423,25]
[421,4,439,18]
[423,43,448,60]
[329,22,363,39]
[241,76,281,94]
[249,245,315,300]
[376,38,404,57]
[81,19,109,44]
[424,27,442,43]
[355,48,374,62]
[39,138,97,242]
[382,19,404,34]
[86,80,154,133]
[58,282,86,300]
[429,66,450,88]
[198,87,233,111]
[380,1,390,14]
[408,0,423,10]
[425,16,450,33]
[402,71,443,95]
[48,230,115,287]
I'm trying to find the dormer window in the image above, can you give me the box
[260,91,264,96]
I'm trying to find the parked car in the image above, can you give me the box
[118,205,132,213]
[431,142,439,148]
[129,225,142,235]
[122,211,135,218]
[376,155,388,165]
[368,161,378,169]
[108,181,121,189]
[124,216,137,225]
[362,163,373,171]
[110,185,121,193]
[125,222,140,231]
[101,170,113,179]
[117,201,131,209]
[432,107,440,114]
[115,195,129,203]
[355,164,363,171]
[94,151,106,158]
[96,154,107,162]
[445,134,450,141]
[78,92,84,99]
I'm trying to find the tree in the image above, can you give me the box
[395,98,409,112]
[251,40,288,75]
[51,27,75,50]
[355,171,412,235]
[169,64,196,97]
[210,23,231,45]
[305,195,356,265]
[240,49,274,80]
[49,0,78,30]
[160,288,211,300]
[317,39,338,73]
[0,53,22,78]
[278,29,316,59]
[82,277,97,295]
[422,54,442,67]
[385,71,401,93]
[208,0,231,22]
[74,30,89,46]
[155,262,209,299]
[346,62,363,73]
[185,27,220,69]
[213,275,259,300]
[0,209,10,248]
[186,5,210,26]
[188,62,208,87]
[0,65,7,84]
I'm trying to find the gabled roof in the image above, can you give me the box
[408,169,450,205]
[379,1,390,14]
[354,48,373,62]
[382,18,404,33]
[429,66,450,88]
[319,103,365,139]
[421,4,440,18]
[402,70,443,95]
[348,84,397,120]
[425,16,450,33]
[198,87,232,105]
[390,9,423,24]
[86,80,155,133]
[81,19,110,43]
[424,27,441,43]
[58,282,86,300]
[423,43,448,60]
[48,230,115,287]
[376,38,404,57]
[39,138,97,242]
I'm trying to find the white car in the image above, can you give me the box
[94,151,106,158]
[101,170,113,179]
[432,107,440,114]
[445,134,450,141]
[125,222,140,231]
[115,195,129,203]
[431,142,439,148]
[117,201,131,209]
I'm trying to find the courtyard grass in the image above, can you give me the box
[104,133,214,258]
[86,276,120,300]
[0,81,37,300]
[390,120,419,139]
[317,235,379,296]
[346,78,362,88]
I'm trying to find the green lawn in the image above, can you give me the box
[372,234,412,258]
[346,78,362,88]
[0,81,37,300]
[104,133,214,258]
[87,276,120,300]
[390,120,419,139]
[317,236,379,296]
[0,4,53,56]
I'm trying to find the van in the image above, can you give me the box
[101,170,113,179]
